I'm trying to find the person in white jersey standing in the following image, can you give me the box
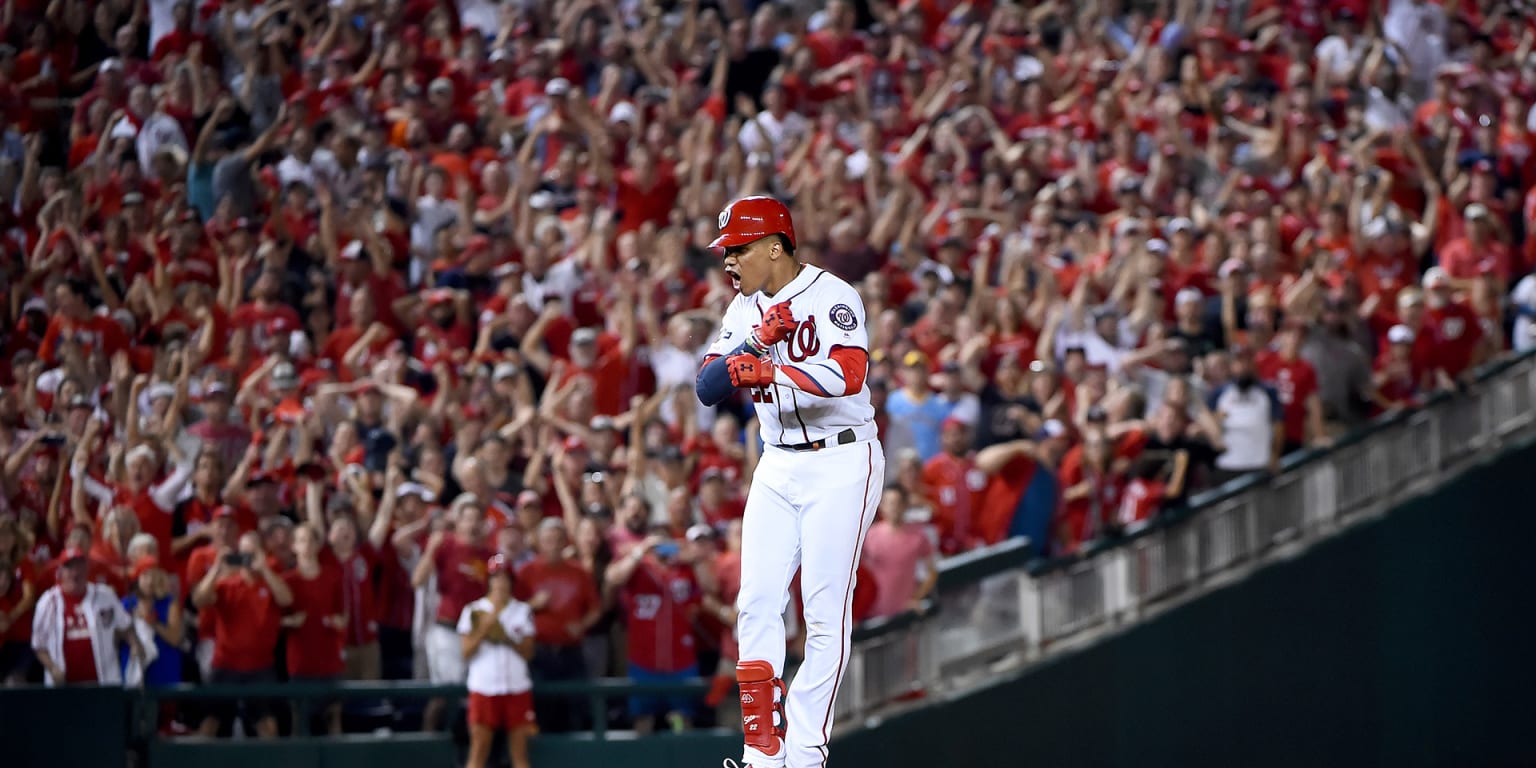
[458,554,537,768]
[695,195,886,768]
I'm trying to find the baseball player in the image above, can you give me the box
[695,196,886,768]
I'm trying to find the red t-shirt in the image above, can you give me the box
[432,537,493,624]
[712,551,742,660]
[698,497,745,528]
[326,546,379,646]
[613,166,680,234]
[921,453,986,555]
[0,559,36,643]
[1118,479,1167,526]
[620,560,699,673]
[556,353,631,416]
[61,591,99,683]
[976,456,1035,546]
[231,302,303,353]
[282,565,346,678]
[39,313,129,366]
[1426,302,1484,379]
[209,573,283,673]
[186,545,221,640]
[115,487,174,569]
[515,558,599,647]
[1054,462,1125,553]
[1256,353,1320,445]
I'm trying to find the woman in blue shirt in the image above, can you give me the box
[121,557,186,688]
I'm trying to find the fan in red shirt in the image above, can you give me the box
[607,146,681,236]
[514,519,601,732]
[109,439,194,570]
[282,524,346,732]
[0,518,38,682]
[920,419,987,555]
[1116,455,1189,533]
[608,527,703,733]
[413,500,494,731]
[38,280,130,367]
[1438,204,1512,285]
[413,289,476,366]
[150,2,216,66]
[231,270,303,356]
[1386,289,1448,392]
[696,469,746,528]
[185,507,242,676]
[321,514,383,681]
[282,523,345,677]
[1054,427,1126,554]
[700,520,744,711]
[1421,268,1487,382]
[1375,325,1424,410]
[548,327,633,417]
[1256,324,1327,453]
[191,531,293,738]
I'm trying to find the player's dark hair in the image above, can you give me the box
[773,233,796,258]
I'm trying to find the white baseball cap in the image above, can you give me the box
[1387,324,1415,344]
[396,482,437,502]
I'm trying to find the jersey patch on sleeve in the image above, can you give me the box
[829,303,858,331]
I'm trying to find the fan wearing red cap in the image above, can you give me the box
[695,195,885,768]
[458,552,537,768]
[32,547,143,687]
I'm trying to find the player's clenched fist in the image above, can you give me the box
[748,301,797,353]
[726,354,775,388]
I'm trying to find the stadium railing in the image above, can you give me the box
[137,678,715,739]
[829,348,1536,728]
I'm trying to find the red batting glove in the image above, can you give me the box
[748,301,797,352]
[726,354,775,388]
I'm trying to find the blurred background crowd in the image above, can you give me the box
[1,0,1534,742]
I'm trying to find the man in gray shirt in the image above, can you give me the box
[1300,298,1377,432]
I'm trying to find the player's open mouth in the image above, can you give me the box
[725,268,741,289]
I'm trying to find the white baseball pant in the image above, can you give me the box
[736,438,884,768]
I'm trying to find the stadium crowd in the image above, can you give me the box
[1,0,1535,745]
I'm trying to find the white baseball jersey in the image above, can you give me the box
[706,265,877,447]
[456,597,535,696]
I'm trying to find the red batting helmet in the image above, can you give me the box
[709,196,797,251]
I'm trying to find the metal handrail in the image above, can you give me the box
[826,348,1536,727]
[132,677,714,740]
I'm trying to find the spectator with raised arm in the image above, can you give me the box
[411,496,493,732]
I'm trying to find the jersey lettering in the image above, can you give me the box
[1441,317,1464,340]
[704,266,874,445]
[634,594,663,621]
[787,317,821,362]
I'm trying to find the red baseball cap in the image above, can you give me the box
[131,556,161,583]
[710,196,797,251]
[60,547,88,564]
